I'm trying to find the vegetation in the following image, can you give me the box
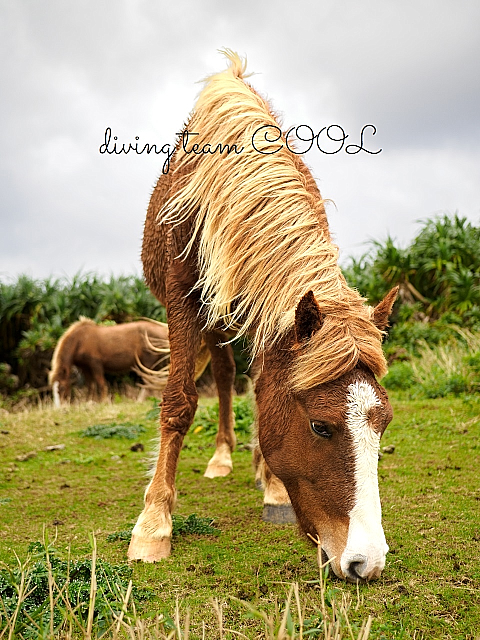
[187,395,255,437]
[106,514,220,543]
[383,328,480,397]
[0,536,153,638]
[81,422,147,440]
[341,213,480,398]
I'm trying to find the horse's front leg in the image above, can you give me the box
[128,293,201,562]
[203,331,236,478]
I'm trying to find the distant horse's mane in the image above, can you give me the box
[49,317,95,384]
[159,50,387,389]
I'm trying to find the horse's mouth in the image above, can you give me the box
[319,547,368,584]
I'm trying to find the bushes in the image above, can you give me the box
[343,213,480,322]
[383,329,480,398]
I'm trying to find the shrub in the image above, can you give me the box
[387,330,480,398]
[382,361,415,391]
[81,422,146,440]
[343,213,480,321]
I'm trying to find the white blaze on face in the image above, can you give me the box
[341,381,388,580]
[52,381,61,408]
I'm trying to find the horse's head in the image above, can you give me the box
[255,288,397,582]
[48,368,70,407]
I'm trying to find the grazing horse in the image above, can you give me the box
[49,319,171,405]
[129,51,398,583]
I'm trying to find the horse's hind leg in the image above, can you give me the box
[203,331,236,478]
[128,289,201,562]
[255,444,296,524]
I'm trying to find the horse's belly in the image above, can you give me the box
[76,350,134,373]
[102,352,135,373]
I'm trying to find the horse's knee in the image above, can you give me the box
[161,384,198,435]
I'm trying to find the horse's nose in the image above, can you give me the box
[343,554,374,583]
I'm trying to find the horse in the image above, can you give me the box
[128,50,398,583]
[49,319,172,405]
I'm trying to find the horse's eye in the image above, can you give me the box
[310,421,332,439]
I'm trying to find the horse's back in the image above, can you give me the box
[73,323,138,371]
[142,110,329,319]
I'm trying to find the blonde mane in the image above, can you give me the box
[159,50,387,388]
[49,317,95,384]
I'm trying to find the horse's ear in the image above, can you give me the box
[295,291,324,343]
[373,286,399,331]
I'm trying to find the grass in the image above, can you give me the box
[0,541,370,639]
[0,394,480,638]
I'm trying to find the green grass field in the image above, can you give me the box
[0,393,479,639]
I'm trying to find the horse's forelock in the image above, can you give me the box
[291,310,388,391]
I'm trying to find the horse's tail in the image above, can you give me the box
[194,341,211,380]
[133,339,211,396]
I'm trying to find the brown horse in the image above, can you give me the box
[128,51,398,583]
[49,319,172,405]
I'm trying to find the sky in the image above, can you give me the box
[1,0,479,282]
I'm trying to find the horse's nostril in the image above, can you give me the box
[345,554,368,583]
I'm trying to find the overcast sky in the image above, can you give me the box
[1,0,479,282]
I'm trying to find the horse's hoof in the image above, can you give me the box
[204,464,232,478]
[262,504,296,524]
[127,535,171,562]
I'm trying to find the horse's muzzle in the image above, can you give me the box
[318,545,387,583]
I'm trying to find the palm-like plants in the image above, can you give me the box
[344,213,480,320]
